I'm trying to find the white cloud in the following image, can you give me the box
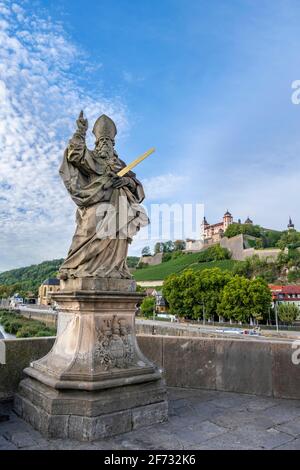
[0,0,128,271]
[141,173,189,201]
[122,71,145,84]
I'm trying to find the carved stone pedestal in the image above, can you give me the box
[14,281,168,441]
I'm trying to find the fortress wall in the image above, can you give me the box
[251,248,281,262]
[220,235,281,262]
[138,252,163,266]
[220,234,245,260]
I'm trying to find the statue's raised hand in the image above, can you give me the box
[76,110,88,133]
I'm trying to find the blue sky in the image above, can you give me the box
[1,0,300,270]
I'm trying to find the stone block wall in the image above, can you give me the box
[138,335,300,399]
[138,253,163,266]
[220,234,281,262]
[0,337,55,400]
[19,310,57,327]
[0,334,299,401]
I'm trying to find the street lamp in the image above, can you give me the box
[275,295,279,333]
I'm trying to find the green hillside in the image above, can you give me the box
[0,259,64,297]
[0,259,64,286]
[0,256,140,298]
[133,254,238,281]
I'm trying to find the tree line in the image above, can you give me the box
[224,223,300,251]
[161,267,299,324]
[0,256,140,299]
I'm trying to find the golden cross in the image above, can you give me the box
[117,147,155,177]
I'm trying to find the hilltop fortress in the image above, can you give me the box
[202,211,253,244]
[140,210,293,267]
[186,210,253,250]
[185,210,292,262]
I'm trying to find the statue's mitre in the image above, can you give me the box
[92,114,117,140]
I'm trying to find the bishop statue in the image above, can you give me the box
[59,112,149,280]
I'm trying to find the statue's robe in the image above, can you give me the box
[59,130,149,279]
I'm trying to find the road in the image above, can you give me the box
[137,318,300,341]
[17,305,56,314]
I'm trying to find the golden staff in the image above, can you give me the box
[117,147,155,177]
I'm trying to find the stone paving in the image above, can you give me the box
[0,388,300,450]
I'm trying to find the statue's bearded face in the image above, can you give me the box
[95,137,114,159]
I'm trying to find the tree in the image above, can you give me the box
[278,303,300,324]
[255,239,264,249]
[198,244,231,263]
[163,268,232,320]
[0,259,63,299]
[287,269,300,283]
[141,246,151,257]
[247,277,272,322]
[162,240,175,253]
[277,230,300,250]
[163,269,199,319]
[127,256,139,268]
[174,240,186,251]
[224,223,261,239]
[140,296,156,318]
[154,242,163,254]
[232,255,278,283]
[217,276,272,323]
[261,229,282,248]
[195,268,233,320]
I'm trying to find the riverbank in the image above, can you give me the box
[0,323,15,339]
[0,309,56,338]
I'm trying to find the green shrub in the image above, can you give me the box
[136,262,147,269]
[4,319,24,334]
[16,326,35,338]
[287,269,300,283]
[171,251,184,260]
[224,223,261,239]
[16,326,56,338]
[247,239,257,248]
[140,296,156,318]
[35,329,56,337]
[278,303,300,323]
[162,252,172,263]
[198,245,231,263]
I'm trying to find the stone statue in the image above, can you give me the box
[59,112,149,279]
[14,111,168,441]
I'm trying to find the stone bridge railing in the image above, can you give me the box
[1,334,299,401]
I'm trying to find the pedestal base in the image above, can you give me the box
[15,377,168,440]
[14,286,168,441]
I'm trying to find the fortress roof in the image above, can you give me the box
[224,210,232,217]
[206,222,223,228]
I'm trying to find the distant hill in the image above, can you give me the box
[0,259,64,296]
[0,256,140,297]
[0,259,64,287]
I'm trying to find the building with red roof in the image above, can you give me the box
[269,284,300,308]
